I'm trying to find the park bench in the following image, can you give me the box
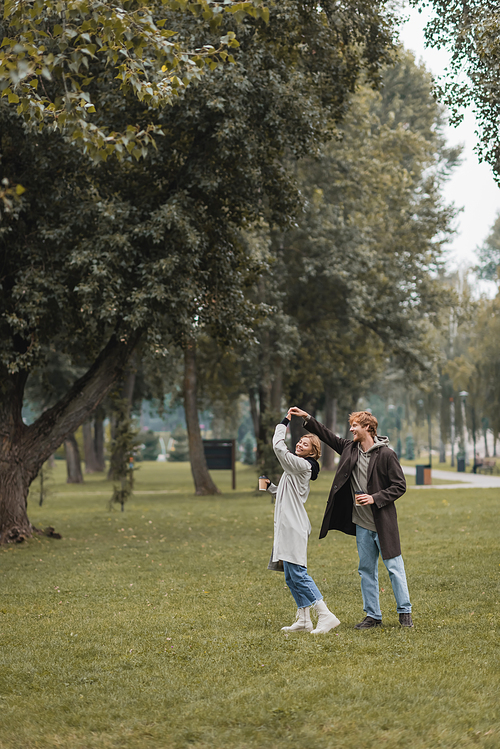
[476,459,496,474]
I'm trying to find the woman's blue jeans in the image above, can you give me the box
[355,525,411,619]
[283,561,323,608]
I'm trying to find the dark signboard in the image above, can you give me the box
[202,439,236,489]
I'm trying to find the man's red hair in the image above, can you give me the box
[349,411,378,437]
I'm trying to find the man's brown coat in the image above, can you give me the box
[305,416,407,559]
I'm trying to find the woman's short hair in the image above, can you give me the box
[349,411,378,437]
[302,433,322,460]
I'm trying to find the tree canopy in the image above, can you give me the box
[477,212,500,281]
[410,0,500,178]
[0,0,268,159]
[0,0,395,539]
[193,49,459,477]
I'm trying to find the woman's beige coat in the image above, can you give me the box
[267,423,313,567]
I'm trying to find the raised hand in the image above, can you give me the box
[287,406,310,419]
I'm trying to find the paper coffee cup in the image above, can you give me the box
[355,492,363,505]
[259,476,268,491]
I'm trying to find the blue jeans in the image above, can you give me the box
[283,561,323,608]
[355,525,411,619]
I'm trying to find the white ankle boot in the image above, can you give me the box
[281,606,313,632]
[311,600,340,634]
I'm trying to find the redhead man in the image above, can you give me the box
[288,408,413,629]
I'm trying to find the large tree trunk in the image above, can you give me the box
[82,420,100,473]
[0,332,141,543]
[184,344,220,495]
[0,371,33,542]
[64,433,84,484]
[107,365,136,480]
[93,407,106,471]
[322,391,337,471]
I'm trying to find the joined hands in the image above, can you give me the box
[287,406,310,420]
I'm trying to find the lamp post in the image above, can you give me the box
[471,405,477,473]
[449,396,455,467]
[459,391,468,465]
[428,409,432,467]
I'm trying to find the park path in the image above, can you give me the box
[403,465,500,490]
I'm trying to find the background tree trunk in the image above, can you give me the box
[248,387,260,443]
[322,391,337,471]
[184,344,220,495]
[94,407,106,471]
[439,439,446,463]
[82,420,100,473]
[64,433,84,484]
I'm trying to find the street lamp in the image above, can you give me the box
[459,391,468,466]
[449,397,455,467]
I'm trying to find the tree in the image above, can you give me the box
[139,430,160,461]
[0,0,395,540]
[82,418,102,473]
[477,212,500,281]
[0,0,267,160]
[409,0,500,178]
[183,343,220,494]
[100,0,397,492]
[169,426,189,462]
[64,433,84,484]
[240,49,457,472]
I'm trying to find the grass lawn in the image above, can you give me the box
[1,461,499,749]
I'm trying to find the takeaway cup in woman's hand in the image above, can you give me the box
[259,476,270,491]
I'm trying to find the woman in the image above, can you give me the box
[265,412,341,634]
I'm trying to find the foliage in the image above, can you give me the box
[410,0,500,178]
[0,174,25,221]
[242,433,255,464]
[169,425,189,461]
[0,0,268,160]
[1,0,395,376]
[405,434,415,460]
[476,212,500,281]
[449,291,500,446]
[108,393,139,510]
[281,50,457,398]
[229,49,458,475]
[138,429,160,461]
[0,0,405,533]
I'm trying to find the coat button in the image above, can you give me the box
[333,485,337,489]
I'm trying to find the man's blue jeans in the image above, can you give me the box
[283,561,323,608]
[355,525,411,619]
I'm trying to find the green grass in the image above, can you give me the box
[1,461,499,749]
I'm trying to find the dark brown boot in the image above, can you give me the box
[354,616,382,629]
[399,613,414,628]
